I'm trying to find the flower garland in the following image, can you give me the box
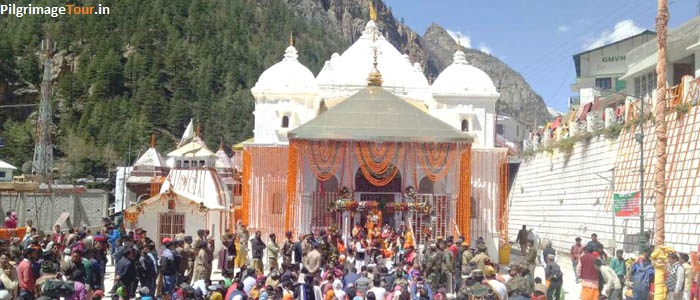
[242,149,252,224]
[285,143,298,232]
[304,141,344,181]
[457,146,472,241]
[328,200,431,214]
[417,143,457,182]
[355,142,405,186]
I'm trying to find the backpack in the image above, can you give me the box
[469,283,496,300]
[42,279,75,297]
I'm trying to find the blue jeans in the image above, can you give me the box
[163,275,176,294]
[572,260,579,281]
[19,290,34,300]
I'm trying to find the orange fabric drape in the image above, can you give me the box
[417,143,458,182]
[241,149,252,225]
[498,158,510,244]
[355,141,405,186]
[457,145,472,241]
[304,140,344,181]
[285,143,298,233]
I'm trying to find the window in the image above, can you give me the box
[159,213,185,246]
[595,77,612,90]
[281,116,289,128]
[183,161,190,169]
[461,119,469,132]
[199,160,205,167]
[271,193,283,214]
[496,124,504,135]
[634,71,657,97]
[176,161,182,168]
[0,172,5,178]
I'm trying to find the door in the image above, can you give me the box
[159,213,185,246]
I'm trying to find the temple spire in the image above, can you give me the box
[150,134,156,148]
[289,32,294,46]
[367,47,383,87]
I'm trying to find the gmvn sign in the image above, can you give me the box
[602,56,625,63]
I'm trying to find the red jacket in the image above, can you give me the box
[579,253,599,281]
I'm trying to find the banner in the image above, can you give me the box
[613,191,640,217]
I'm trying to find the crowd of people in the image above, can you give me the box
[3,216,697,300]
[0,215,537,300]
[516,225,698,300]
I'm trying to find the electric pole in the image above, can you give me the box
[654,0,668,248]
[32,38,56,185]
[653,1,669,299]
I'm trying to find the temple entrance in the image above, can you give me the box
[354,167,401,230]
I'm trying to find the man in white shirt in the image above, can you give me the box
[367,278,386,300]
[355,237,366,270]
[596,259,622,300]
[242,268,257,294]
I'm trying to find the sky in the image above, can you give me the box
[383,0,698,113]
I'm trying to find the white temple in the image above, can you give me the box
[245,18,510,256]
[250,20,500,148]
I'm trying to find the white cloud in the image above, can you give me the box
[479,42,492,55]
[557,25,570,32]
[446,29,471,48]
[583,19,645,50]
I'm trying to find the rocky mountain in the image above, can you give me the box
[283,0,552,125]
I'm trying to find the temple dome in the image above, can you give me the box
[431,50,499,98]
[316,21,429,100]
[252,45,318,95]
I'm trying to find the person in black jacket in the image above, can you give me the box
[116,248,137,298]
[138,244,157,296]
[251,231,266,275]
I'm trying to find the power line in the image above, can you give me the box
[520,0,658,77]
[0,104,37,108]
[547,64,574,107]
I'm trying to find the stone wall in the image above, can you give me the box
[508,103,700,255]
[0,188,109,232]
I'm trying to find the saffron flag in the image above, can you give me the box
[613,191,640,217]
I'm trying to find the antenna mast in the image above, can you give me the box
[32,38,55,184]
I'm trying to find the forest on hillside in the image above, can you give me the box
[0,0,347,180]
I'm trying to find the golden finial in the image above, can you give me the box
[456,36,461,51]
[367,47,383,87]
[289,32,294,46]
[369,1,377,22]
[150,134,156,148]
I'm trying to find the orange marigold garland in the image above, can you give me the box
[355,141,405,187]
[285,143,298,232]
[458,145,472,241]
[304,140,344,181]
[241,149,252,225]
[417,143,457,182]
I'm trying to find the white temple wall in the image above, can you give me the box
[471,148,508,259]
[508,130,700,255]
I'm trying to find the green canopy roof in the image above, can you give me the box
[288,87,473,143]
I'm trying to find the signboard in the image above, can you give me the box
[613,191,640,217]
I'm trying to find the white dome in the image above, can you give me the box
[252,45,318,94]
[316,21,430,100]
[431,50,499,97]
